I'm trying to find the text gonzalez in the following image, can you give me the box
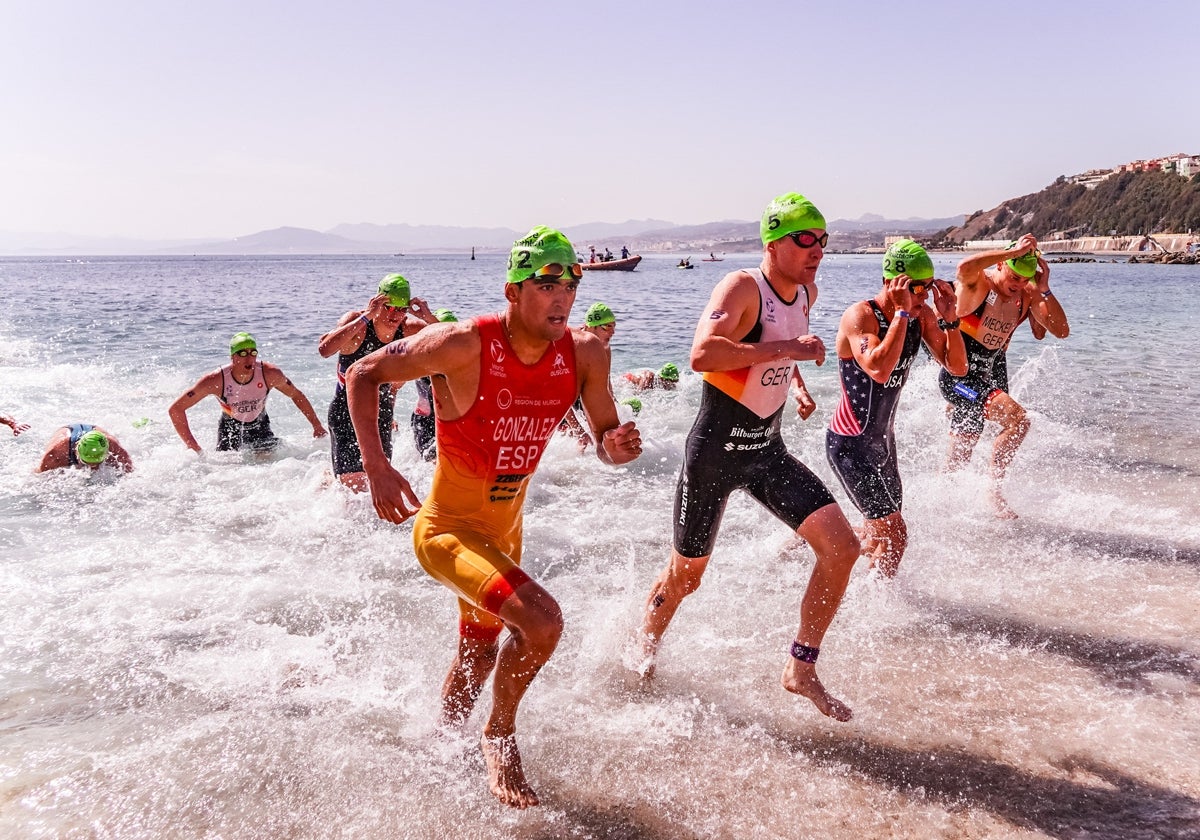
[493,415,559,471]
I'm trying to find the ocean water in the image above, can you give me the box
[1,253,1198,839]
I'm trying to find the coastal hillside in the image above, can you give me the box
[940,169,1200,245]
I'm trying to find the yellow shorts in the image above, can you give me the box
[412,511,531,641]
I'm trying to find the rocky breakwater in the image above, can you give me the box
[1128,251,1200,265]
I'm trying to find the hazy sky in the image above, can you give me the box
[2,0,1196,239]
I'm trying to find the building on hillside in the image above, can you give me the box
[1067,168,1116,189]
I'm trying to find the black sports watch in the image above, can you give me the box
[937,318,961,331]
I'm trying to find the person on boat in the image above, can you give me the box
[677,257,692,268]
[169,332,326,453]
[634,191,860,723]
[603,247,614,262]
[621,245,630,259]
[411,308,459,461]
[623,362,679,391]
[560,302,618,450]
[826,240,966,577]
[36,423,133,473]
[318,273,438,491]
[1,412,29,436]
[346,225,641,809]
[589,245,598,264]
[709,252,717,261]
[939,235,1069,518]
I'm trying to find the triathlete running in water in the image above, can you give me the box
[939,234,1069,518]
[346,226,641,810]
[317,274,438,491]
[826,240,966,577]
[169,332,326,453]
[636,192,861,722]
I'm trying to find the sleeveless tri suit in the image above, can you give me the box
[825,301,923,519]
[412,314,578,640]
[938,288,1029,436]
[673,269,835,559]
[216,362,279,451]
[327,320,396,475]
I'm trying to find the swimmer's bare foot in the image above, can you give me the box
[782,660,852,722]
[989,486,1018,520]
[630,632,658,680]
[480,733,539,808]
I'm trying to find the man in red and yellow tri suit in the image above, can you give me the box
[347,226,641,810]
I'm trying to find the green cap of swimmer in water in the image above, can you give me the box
[378,273,411,307]
[585,302,616,327]
[506,226,580,284]
[658,363,680,382]
[761,192,826,244]
[433,308,458,322]
[229,332,257,354]
[1005,242,1040,279]
[882,239,935,282]
[620,397,642,415]
[76,430,109,465]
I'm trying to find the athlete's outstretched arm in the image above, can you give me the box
[264,364,327,438]
[168,370,223,452]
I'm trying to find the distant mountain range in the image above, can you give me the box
[0,213,966,256]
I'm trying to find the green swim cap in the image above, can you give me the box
[229,332,257,354]
[761,192,826,244]
[585,302,616,327]
[433,308,458,322]
[76,430,109,465]
[1005,244,1040,278]
[506,226,578,284]
[378,273,411,307]
[658,363,680,382]
[882,239,934,281]
[620,397,642,415]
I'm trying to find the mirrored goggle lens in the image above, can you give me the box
[529,263,583,280]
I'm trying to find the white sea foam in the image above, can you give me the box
[0,254,1197,838]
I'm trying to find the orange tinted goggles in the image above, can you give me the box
[528,263,583,281]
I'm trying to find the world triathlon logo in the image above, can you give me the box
[496,388,512,409]
[490,340,505,363]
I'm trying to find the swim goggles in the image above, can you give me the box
[787,231,829,249]
[527,263,584,281]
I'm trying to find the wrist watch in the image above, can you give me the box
[937,318,961,331]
